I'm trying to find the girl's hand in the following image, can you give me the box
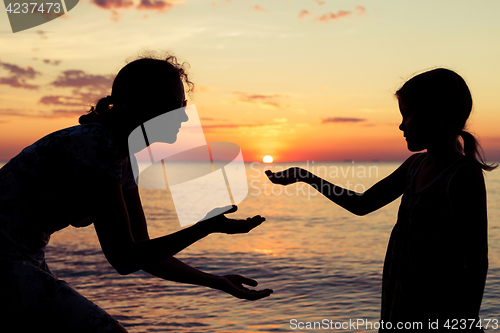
[201,205,265,234]
[265,167,310,185]
[217,274,273,301]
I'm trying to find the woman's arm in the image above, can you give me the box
[266,153,421,216]
[143,258,273,300]
[121,187,273,300]
[92,177,264,276]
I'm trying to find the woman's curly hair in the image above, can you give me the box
[79,51,194,125]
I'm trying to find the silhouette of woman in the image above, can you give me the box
[0,54,272,333]
[266,68,495,332]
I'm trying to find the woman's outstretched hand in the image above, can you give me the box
[200,205,265,234]
[265,167,311,185]
[217,274,273,301]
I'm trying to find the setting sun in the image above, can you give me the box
[263,155,274,163]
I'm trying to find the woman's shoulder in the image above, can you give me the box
[48,123,123,184]
[23,123,114,151]
[64,122,114,141]
[43,123,118,156]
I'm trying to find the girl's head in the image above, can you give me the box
[396,68,496,171]
[79,53,193,131]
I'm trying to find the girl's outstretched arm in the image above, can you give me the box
[266,153,421,215]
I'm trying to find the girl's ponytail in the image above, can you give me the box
[458,130,497,171]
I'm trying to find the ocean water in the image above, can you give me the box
[3,161,500,332]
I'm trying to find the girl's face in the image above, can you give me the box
[398,100,439,152]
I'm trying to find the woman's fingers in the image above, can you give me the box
[203,205,236,221]
[226,205,238,214]
[207,213,265,235]
[224,275,273,300]
[225,216,265,234]
[245,216,266,231]
[244,289,273,301]
[241,276,258,287]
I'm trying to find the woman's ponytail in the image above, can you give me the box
[458,130,497,171]
[79,95,114,125]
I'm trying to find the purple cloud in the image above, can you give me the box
[321,117,365,124]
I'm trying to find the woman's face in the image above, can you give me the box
[140,76,187,121]
[131,76,189,145]
[159,77,189,144]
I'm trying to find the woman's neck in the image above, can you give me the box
[103,121,133,159]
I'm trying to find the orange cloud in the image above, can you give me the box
[356,5,366,15]
[313,0,325,6]
[251,5,269,13]
[201,123,266,133]
[316,10,352,22]
[298,10,310,18]
[193,86,213,93]
[0,108,30,117]
[234,92,287,109]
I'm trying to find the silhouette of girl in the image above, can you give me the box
[266,68,495,332]
[0,54,272,333]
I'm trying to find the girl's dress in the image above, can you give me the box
[381,153,487,332]
[0,123,137,333]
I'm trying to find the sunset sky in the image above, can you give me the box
[1,0,499,162]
